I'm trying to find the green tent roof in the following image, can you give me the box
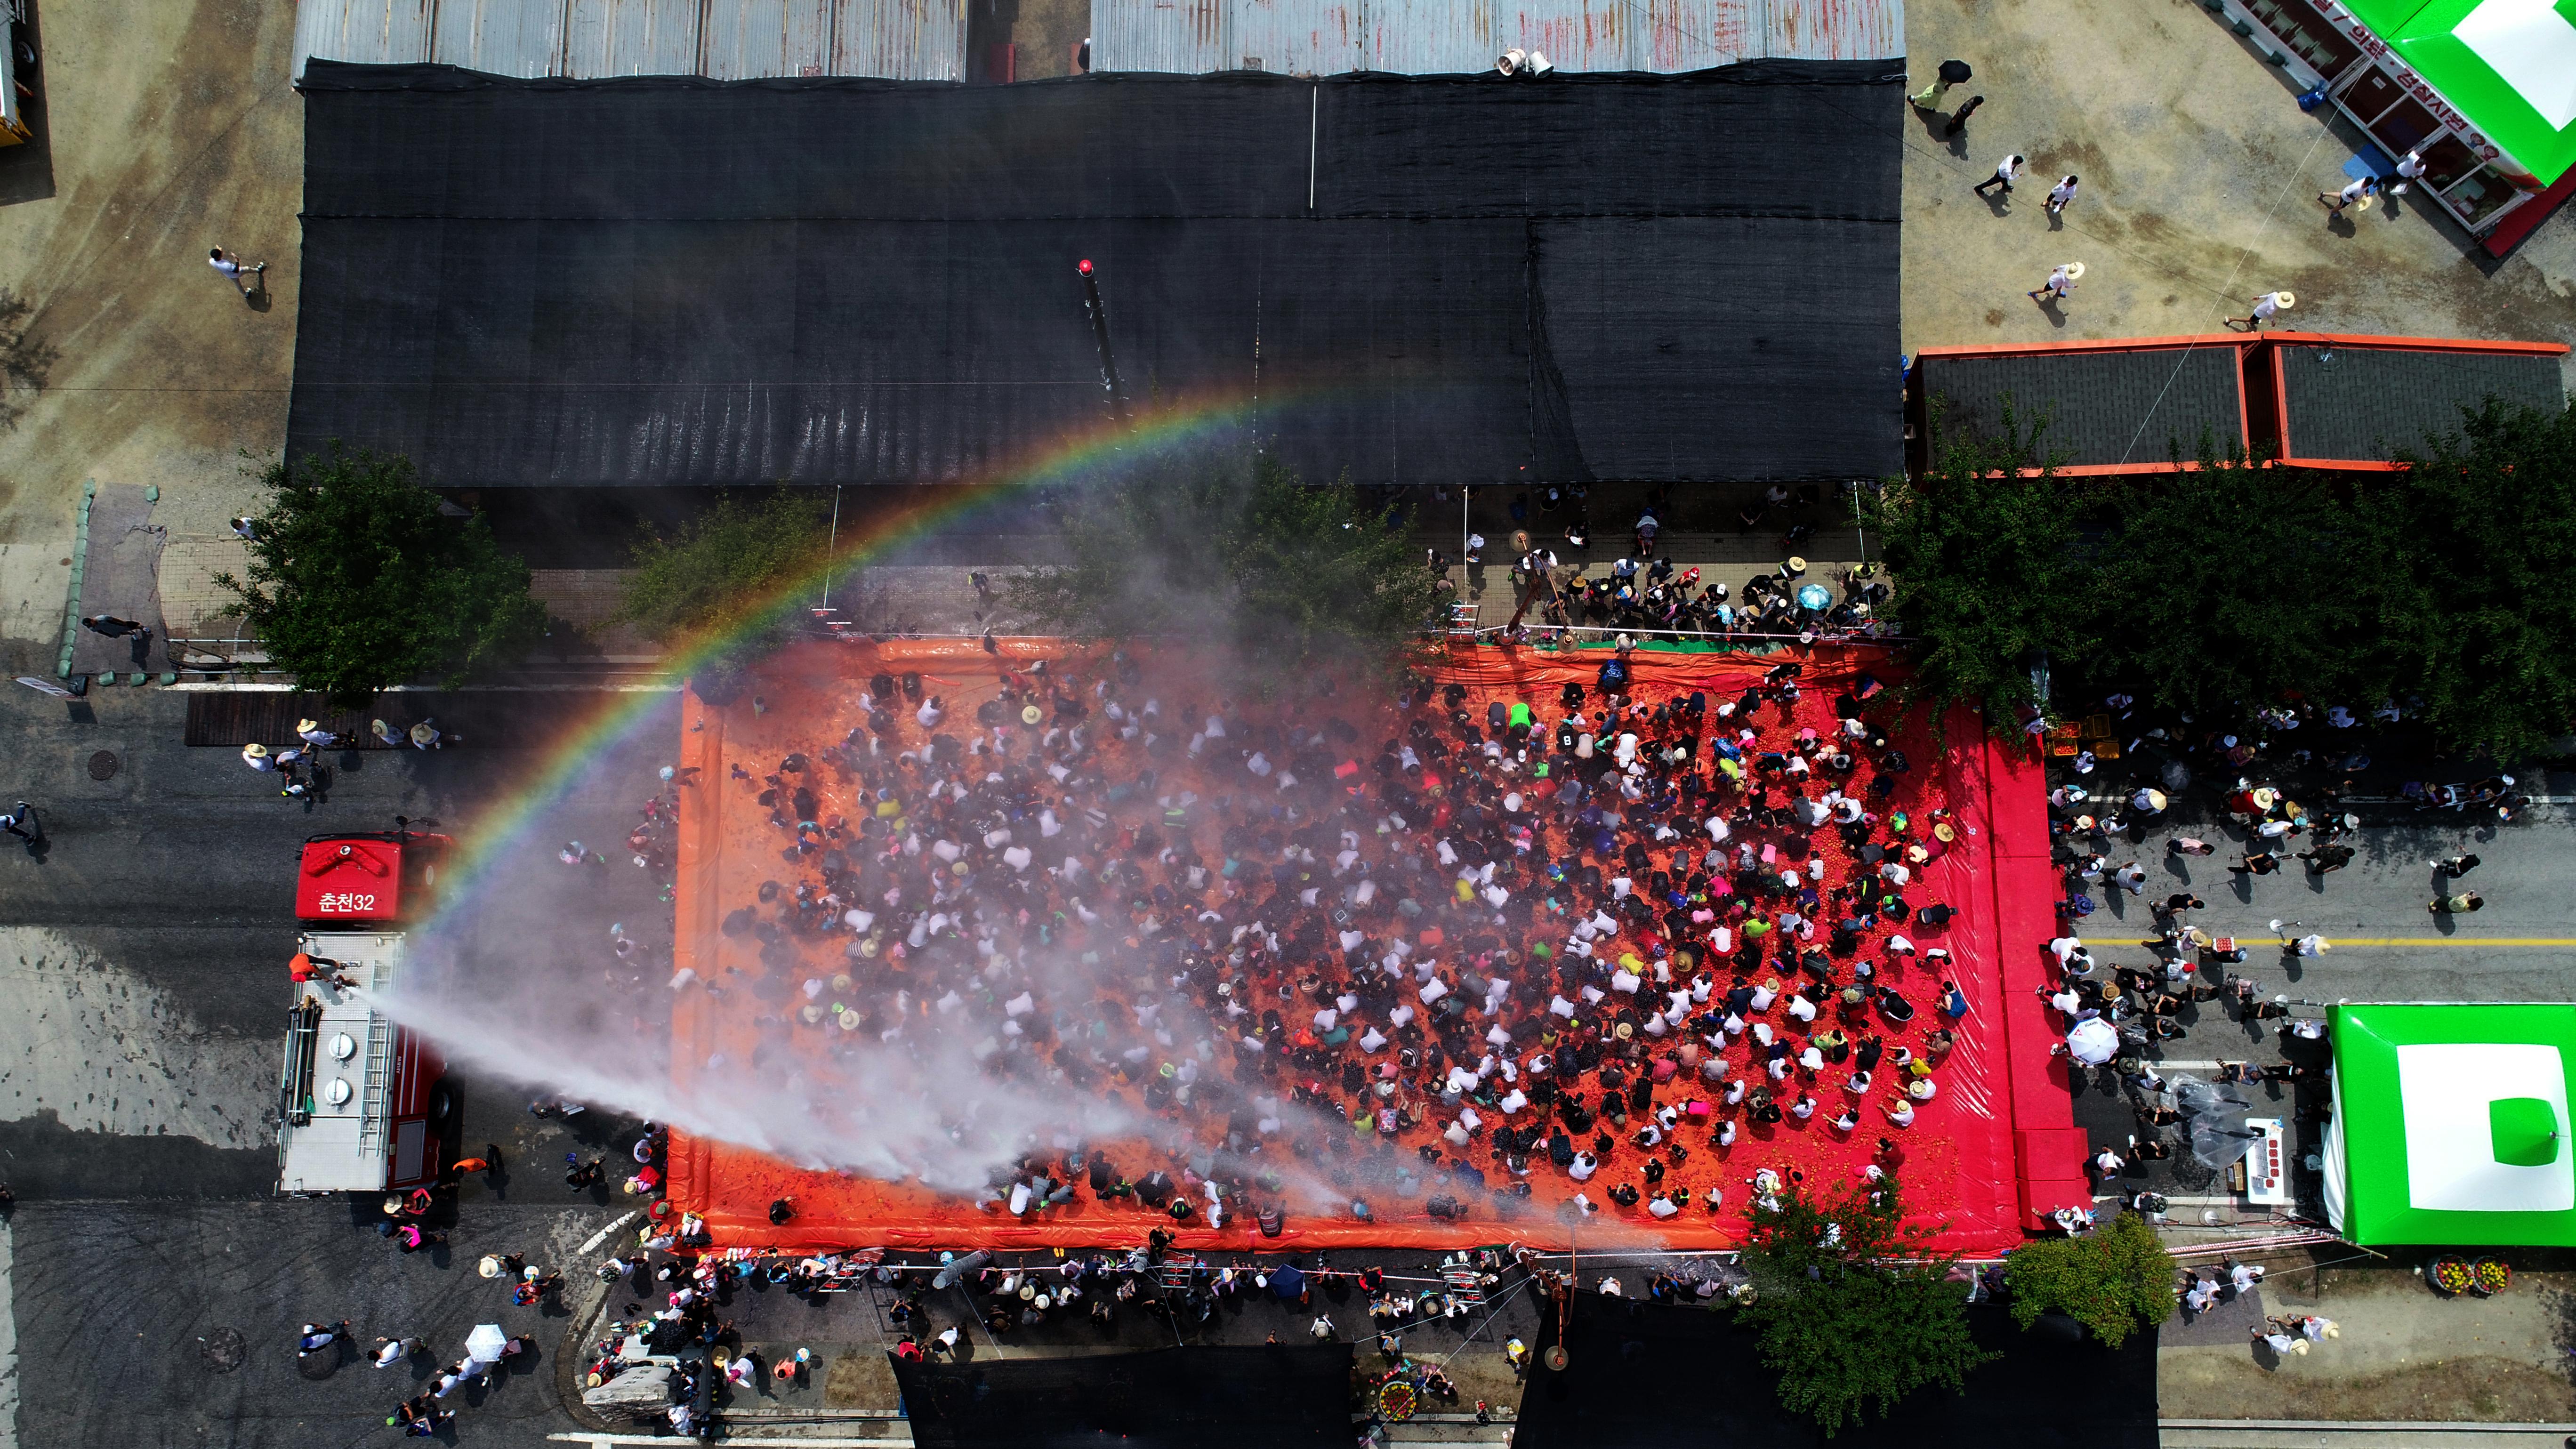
[2337,0,2437,30]
[2330,1003,2576,1247]
[2375,0,2576,188]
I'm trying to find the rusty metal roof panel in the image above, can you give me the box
[299,0,967,80]
[699,0,834,79]
[564,0,704,76]
[295,0,436,79]
[1092,0,1231,74]
[834,0,972,81]
[1229,0,1368,77]
[1092,0,1900,73]
[1758,0,1900,61]
[427,0,568,75]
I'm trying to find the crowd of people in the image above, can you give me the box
[239,716,455,799]
[676,635,1980,1239]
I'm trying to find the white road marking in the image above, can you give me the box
[548,1423,912,1433]
[576,1209,640,1256]
[0,1212,18,1449]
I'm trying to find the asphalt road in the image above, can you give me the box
[0,683,676,1446]
[2036,752,2576,1220]
[8,680,2576,1442]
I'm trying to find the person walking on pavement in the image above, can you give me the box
[2319,173,2377,218]
[372,1336,420,1368]
[209,247,266,296]
[2045,174,2079,217]
[298,1320,352,1358]
[2430,890,2484,914]
[2390,147,2427,196]
[2430,853,2480,877]
[1974,154,2026,197]
[1910,58,1971,109]
[2028,261,2083,304]
[2226,290,2294,332]
[2229,848,2283,877]
[1943,95,1985,138]
[0,801,38,849]
[80,615,151,650]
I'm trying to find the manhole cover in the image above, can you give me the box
[200,1326,245,1373]
[87,750,119,781]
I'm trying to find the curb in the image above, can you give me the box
[55,477,90,678]
[2160,1420,2576,1447]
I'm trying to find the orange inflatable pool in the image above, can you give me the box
[659,636,2066,1255]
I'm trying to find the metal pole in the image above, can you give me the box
[821,484,843,609]
[1309,86,1319,212]
[1851,479,1865,563]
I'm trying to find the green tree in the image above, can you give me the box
[1007,445,1440,681]
[614,491,833,644]
[1874,411,2101,724]
[215,446,546,701]
[2001,1211,2177,1348]
[1735,1175,1995,1436]
[2092,452,2405,724]
[2372,397,2576,759]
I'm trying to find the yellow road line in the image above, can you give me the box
[2298,938,2576,948]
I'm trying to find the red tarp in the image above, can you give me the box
[661,638,2070,1254]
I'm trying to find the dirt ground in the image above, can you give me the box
[1900,0,2576,394]
[0,0,302,676]
[2164,1261,2576,1421]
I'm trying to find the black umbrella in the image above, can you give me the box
[1939,59,1972,84]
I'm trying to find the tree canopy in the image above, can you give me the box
[215,446,546,701]
[2000,1211,2178,1349]
[1880,394,2576,758]
[1874,415,2098,722]
[1007,445,1440,682]
[1734,1175,1994,1436]
[2374,399,2576,758]
[615,490,835,644]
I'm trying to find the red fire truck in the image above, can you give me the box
[275,823,456,1196]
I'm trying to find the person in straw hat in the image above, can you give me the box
[2028,261,2083,303]
[2227,290,2294,331]
[297,717,341,749]
[241,741,277,773]
[2318,172,2377,217]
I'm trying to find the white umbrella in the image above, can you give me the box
[464,1323,509,1364]
[2066,1018,2120,1065]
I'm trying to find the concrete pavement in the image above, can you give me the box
[1900,0,2576,393]
[0,0,304,680]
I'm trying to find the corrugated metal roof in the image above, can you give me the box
[1093,0,1900,73]
[564,0,704,78]
[430,0,566,77]
[295,0,435,71]
[837,0,971,79]
[294,0,966,80]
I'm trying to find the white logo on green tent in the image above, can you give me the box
[2396,1042,2573,1212]
[2453,0,2576,129]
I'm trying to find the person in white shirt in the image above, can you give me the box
[2390,148,2426,194]
[2044,174,2078,217]
[2318,172,2376,217]
[2227,290,2294,332]
[2029,261,2082,304]
[1973,153,2026,197]
[209,246,266,296]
